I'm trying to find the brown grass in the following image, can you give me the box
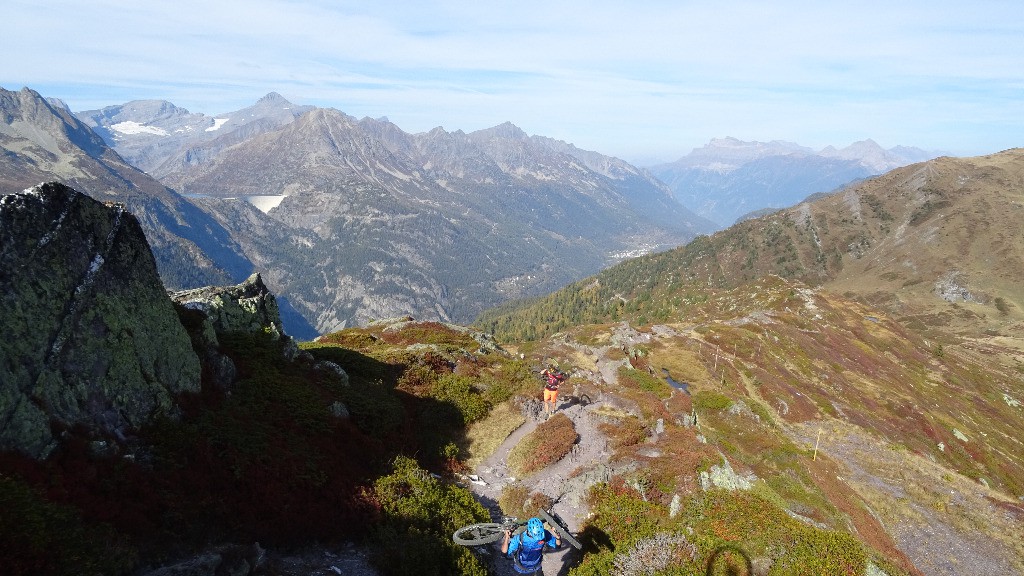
[498,484,554,518]
[507,413,578,476]
[463,402,525,469]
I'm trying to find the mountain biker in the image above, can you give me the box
[541,365,567,418]
[501,517,560,575]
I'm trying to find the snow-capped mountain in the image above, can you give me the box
[76,92,314,175]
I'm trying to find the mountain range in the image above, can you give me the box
[0,87,252,288]
[649,137,940,227]
[2,83,1022,575]
[481,149,1024,344]
[3,86,721,338]
[5,86,947,338]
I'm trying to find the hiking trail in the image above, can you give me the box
[462,325,657,575]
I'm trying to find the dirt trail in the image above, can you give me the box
[466,397,611,575]
[461,322,668,574]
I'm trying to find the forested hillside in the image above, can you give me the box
[476,149,1024,343]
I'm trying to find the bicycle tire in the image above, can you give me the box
[453,522,505,545]
[537,509,582,550]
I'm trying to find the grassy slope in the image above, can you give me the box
[0,319,539,576]
[470,149,1024,574]
[513,278,1023,573]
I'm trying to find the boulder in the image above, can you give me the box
[0,182,201,458]
[171,272,295,391]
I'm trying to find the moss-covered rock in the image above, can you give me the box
[171,272,284,335]
[0,182,200,458]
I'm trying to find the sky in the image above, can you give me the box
[2,0,1022,164]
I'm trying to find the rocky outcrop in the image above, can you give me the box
[170,272,295,390]
[172,272,284,336]
[0,182,201,458]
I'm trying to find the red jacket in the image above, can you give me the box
[543,370,566,391]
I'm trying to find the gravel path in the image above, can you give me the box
[458,322,663,575]
[467,396,612,575]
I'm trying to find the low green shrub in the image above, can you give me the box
[571,485,888,576]
[693,390,734,411]
[618,366,673,399]
[583,481,663,546]
[483,358,535,405]
[431,373,489,425]
[371,456,490,575]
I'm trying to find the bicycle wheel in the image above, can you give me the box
[453,522,505,545]
[537,509,582,550]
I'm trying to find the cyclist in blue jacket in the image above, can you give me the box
[501,517,560,574]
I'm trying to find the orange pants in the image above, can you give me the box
[544,389,558,404]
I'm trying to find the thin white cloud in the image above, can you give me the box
[2,0,1022,160]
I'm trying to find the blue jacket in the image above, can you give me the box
[507,529,557,573]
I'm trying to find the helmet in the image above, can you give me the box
[527,517,544,538]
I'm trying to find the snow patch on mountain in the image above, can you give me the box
[205,118,229,132]
[111,121,169,136]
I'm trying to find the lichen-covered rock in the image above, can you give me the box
[0,182,201,458]
[171,273,297,391]
[699,454,757,491]
[171,272,284,335]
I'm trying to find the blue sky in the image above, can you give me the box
[2,0,1022,163]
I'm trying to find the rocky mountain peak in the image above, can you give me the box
[1,86,117,171]
[45,96,72,112]
[470,121,529,141]
[678,137,813,170]
[256,91,291,106]
[820,138,903,172]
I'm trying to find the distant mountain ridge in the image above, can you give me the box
[8,87,715,335]
[650,137,941,226]
[154,106,713,333]
[479,148,1024,345]
[76,92,314,176]
[0,86,253,289]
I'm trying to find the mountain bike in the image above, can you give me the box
[453,508,582,550]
